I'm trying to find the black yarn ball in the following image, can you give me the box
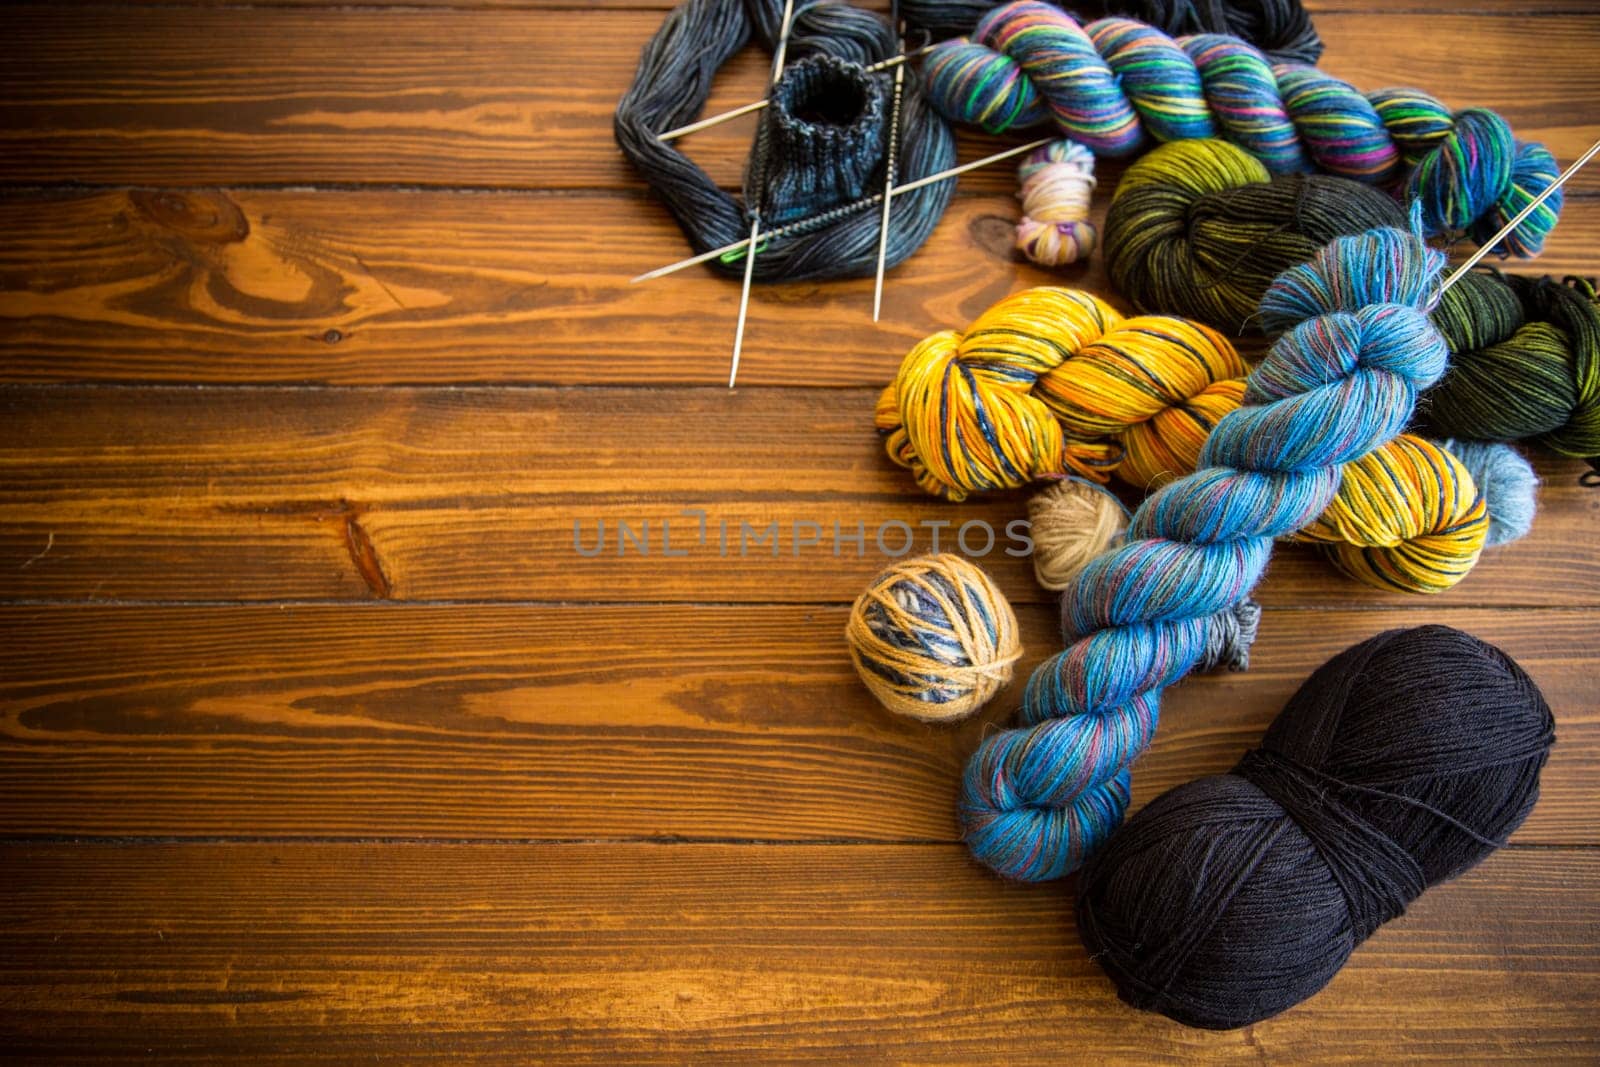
[1076,625,1555,1030]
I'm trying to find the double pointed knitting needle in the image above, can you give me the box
[657,42,939,143]
[729,0,796,389]
[871,2,907,322]
[1439,136,1600,295]
[632,136,1054,285]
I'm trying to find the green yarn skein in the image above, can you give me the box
[1104,139,1600,458]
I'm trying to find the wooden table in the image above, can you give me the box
[2,1,1597,1061]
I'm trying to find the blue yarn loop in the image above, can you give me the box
[960,225,1450,882]
[920,0,1561,256]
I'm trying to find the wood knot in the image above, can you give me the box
[128,189,250,244]
[967,212,1018,261]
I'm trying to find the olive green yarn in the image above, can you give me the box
[1104,140,1406,331]
[1426,275,1600,459]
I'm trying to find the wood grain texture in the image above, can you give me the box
[2,1,1597,1060]
[1,603,1595,842]
[2,187,1598,386]
[1,386,1593,605]
[3,841,1598,1063]
[0,8,1596,193]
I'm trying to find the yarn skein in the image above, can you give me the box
[902,0,1324,66]
[846,554,1022,722]
[922,1,1561,255]
[615,0,957,282]
[1027,478,1128,590]
[1078,625,1555,1030]
[876,286,1527,596]
[960,224,1453,881]
[1015,140,1098,267]
[1106,140,1600,458]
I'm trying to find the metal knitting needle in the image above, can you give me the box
[871,2,907,322]
[632,136,1054,284]
[658,42,940,143]
[729,0,796,389]
[1439,136,1600,295]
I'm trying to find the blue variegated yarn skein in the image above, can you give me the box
[921,0,1561,256]
[961,224,1451,881]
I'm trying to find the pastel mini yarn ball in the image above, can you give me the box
[846,554,1022,723]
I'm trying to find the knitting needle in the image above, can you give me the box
[872,2,907,322]
[1439,136,1600,295]
[729,0,797,389]
[632,136,1054,284]
[657,42,940,143]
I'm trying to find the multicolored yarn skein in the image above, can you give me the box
[875,286,1532,595]
[846,554,1021,722]
[921,1,1562,256]
[1105,139,1600,459]
[1078,625,1555,1029]
[902,0,1324,66]
[960,224,1461,880]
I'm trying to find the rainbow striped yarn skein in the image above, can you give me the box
[961,225,1455,880]
[922,1,1561,256]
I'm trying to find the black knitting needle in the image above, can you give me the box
[1437,136,1600,295]
[872,0,907,322]
[729,0,797,389]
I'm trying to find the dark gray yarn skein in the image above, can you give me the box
[615,0,957,282]
[1076,625,1556,1030]
[900,0,1323,65]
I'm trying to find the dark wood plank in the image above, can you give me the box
[0,386,1592,605]
[1,188,1598,386]
[0,8,1595,192]
[2,841,1597,1062]
[2,603,1594,842]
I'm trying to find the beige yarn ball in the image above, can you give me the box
[845,553,1021,723]
[1027,478,1129,591]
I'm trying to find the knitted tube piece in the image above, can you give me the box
[750,55,889,224]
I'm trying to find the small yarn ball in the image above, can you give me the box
[1077,625,1555,1029]
[1027,478,1129,590]
[846,554,1022,722]
[1015,139,1099,267]
[1440,439,1540,547]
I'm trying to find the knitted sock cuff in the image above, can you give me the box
[748,54,888,225]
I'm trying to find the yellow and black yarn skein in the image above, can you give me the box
[876,287,1517,595]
